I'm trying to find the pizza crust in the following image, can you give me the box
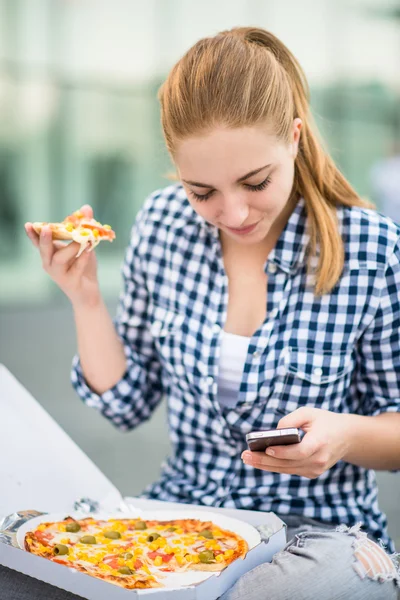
[31,222,73,241]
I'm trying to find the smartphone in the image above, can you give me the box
[246,428,301,452]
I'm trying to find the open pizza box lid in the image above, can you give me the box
[0,364,286,599]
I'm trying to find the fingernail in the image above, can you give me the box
[242,452,253,464]
[266,448,275,456]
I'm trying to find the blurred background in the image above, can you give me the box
[0,0,399,547]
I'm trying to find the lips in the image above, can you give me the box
[226,221,260,235]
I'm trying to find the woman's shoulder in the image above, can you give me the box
[136,183,196,228]
[339,203,400,269]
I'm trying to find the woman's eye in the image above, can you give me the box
[188,175,272,202]
[245,175,272,192]
[189,189,215,202]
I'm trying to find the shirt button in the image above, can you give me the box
[242,402,253,409]
[269,308,278,318]
[313,367,323,377]
[252,350,261,359]
[212,324,221,334]
[267,262,277,274]
[206,376,214,386]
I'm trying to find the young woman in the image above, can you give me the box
[24,27,400,600]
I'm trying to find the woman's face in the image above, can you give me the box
[174,121,301,246]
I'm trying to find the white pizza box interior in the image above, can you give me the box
[0,364,286,599]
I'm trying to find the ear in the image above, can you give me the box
[291,118,302,158]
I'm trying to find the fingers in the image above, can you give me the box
[241,445,319,468]
[241,450,299,468]
[49,240,82,268]
[24,223,40,248]
[34,226,80,273]
[264,434,318,461]
[68,245,91,276]
[38,226,56,269]
[80,204,93,219]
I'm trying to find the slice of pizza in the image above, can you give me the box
[24,517,160,590]
[31,209,116,257]
[141,519,248,573]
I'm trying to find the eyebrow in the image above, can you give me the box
[182,163,272,188]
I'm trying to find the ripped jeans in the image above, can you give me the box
[220,515,400,600]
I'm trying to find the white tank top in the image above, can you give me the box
[217,330,251,408]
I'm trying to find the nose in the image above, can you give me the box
[221,195,249,228]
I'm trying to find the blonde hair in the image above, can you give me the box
[159,27,372,294]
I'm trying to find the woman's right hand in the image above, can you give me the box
[24,204,102,309]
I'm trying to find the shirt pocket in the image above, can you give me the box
[280,347,354,411]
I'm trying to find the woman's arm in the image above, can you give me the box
[73,299,127,395]
[71,195,164,431]
[341,412,400,470]
[243,238,400,477]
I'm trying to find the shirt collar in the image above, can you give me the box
[268,196,309,274]
[176,186,309,273]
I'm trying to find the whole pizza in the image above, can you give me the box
[24,516,249,590]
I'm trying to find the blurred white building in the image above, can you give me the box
[0,0,399,303]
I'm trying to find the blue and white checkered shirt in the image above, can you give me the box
[71,184,400,551]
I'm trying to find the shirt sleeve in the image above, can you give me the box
[356,240,400,419]
[70,206,164,431]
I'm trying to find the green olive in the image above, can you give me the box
[199,550,215,564]
[199,529,214,539]
[53,544,69,556]
[65,522,81,533]
[146,533,161,542]
[104,530,121,539]
[80,535,97,544]
[166,526,177,532]
[134,521,147,530]
[118,567,135,575]
[120,552,133,560]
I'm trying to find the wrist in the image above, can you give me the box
[340,413,366,462]
[71,294,104,314]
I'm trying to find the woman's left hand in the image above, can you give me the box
[241,407,352,479]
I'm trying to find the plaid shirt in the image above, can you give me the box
[71,184,400,551]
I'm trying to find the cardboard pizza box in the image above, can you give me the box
[0,364,286,600]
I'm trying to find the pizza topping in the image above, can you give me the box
[134,520,147,530]
[104,531,121,540]
[147,533,160,542]
[65,522,81,533]
[118,567,135,575]
[35,531,52,545]
[80,535,97,544]
[198,529,214,539]
[148,551,175,564]
[120,552,133,560]
[199,550,215,563]
[53,544,69,556]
